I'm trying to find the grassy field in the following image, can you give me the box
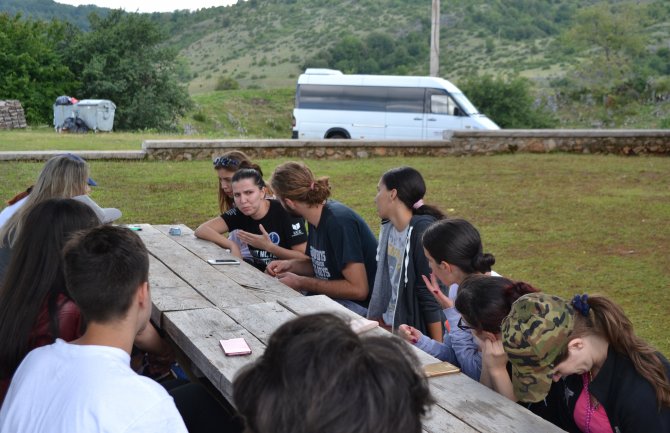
[1,153,669,355]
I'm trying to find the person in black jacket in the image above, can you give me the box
[367,166,445,341]
[502,293,670,433]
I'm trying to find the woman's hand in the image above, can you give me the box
[398,324,423,344]
[422,273,453,309]
[481,338,508,374]
[236,224,273,251]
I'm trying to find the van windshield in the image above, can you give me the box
[450,93,479,115]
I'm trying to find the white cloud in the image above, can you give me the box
[54,0,239,13]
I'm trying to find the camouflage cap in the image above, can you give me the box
[501,293,574,403]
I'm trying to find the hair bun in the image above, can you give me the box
[472,252,496,273]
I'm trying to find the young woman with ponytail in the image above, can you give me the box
[502,292,670,432]
[367,167,446,342]
[195,168,307,272]
[398,218,497,381]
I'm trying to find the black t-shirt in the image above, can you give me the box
[308,200,378,308]
[222,200,307,271]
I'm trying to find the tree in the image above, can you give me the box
[558,3,647,102]
[61,10,192,130]
[459,74,557,129]
[0,13,76,124]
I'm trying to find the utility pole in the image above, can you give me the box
[430,0,440,77]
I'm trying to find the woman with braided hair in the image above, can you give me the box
[502,292,670,432]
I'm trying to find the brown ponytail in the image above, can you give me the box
[573,295,670,409]
[270,161,331,206]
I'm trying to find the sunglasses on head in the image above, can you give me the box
[213,157,240,168]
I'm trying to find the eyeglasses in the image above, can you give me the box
[457,317,473,331]
[213,157,240,168]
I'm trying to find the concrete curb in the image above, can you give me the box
[0,150,146,161]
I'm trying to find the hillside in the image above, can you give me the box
[2,0,670,129]
[0,0,108,29]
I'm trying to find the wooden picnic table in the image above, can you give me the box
[135,224,565,433]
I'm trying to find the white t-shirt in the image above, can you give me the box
[0,196,27,229]
[0,339,187,433]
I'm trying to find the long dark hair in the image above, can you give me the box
[422,218,495,274]
[380,166,445,220]
[0,199,99,379]
[455,275,539,333]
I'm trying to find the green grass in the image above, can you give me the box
[1,153,669,355]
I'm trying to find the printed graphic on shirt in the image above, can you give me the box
[310,246,331,279]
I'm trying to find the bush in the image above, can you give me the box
[459,74,558,128]
[216,76,240,90]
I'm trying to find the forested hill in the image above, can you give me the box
[2,0,670,128]
[0,0,109,30]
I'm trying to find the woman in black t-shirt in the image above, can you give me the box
[195,168,308,271]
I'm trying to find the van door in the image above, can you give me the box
[384,87,425,140]
[424,89,463,138]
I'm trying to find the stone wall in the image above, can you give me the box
[143,130,670,161]
[0,100,27,129]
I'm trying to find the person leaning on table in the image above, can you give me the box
[502,292,670,433]
[265,161,378,316]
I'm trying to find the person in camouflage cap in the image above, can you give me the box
[501,293,575,403]
[502,292,670,432]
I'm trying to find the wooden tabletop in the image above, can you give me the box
[135,224,565,433]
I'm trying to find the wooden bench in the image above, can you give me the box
[136,224,565,433]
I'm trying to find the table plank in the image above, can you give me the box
[163,307,264,401]
[134,224,265,308]
[153,224,301,301]
[223,302,297,345]
[148,255,214,326]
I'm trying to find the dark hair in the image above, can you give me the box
[380,166,445,220]
[270,161,331,206]
[233,313,434,433]
[422,218,495,274]
[232,168,266,189]
[63,225,149,323]
[0,199,99,379]
[455,275,539,333]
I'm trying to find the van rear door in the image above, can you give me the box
[424,89,463,139]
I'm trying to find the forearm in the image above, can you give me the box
[267,244,308,261]
[426,321,443,342]
[298,276,368,301]
[194,225,234,250]
[488,367,516,401]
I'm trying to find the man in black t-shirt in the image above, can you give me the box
[267,162,377,315]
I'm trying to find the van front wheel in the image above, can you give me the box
[326,132,348,139]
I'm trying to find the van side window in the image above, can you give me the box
[430,94,450,114]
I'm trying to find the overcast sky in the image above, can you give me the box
[55,0,240,13]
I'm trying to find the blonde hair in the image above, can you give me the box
[0,155,89,247]
[214,150,254,213]
[270,161,330,206]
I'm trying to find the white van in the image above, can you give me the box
[291,69,499,140]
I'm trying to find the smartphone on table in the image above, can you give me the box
[207,259,240,265]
